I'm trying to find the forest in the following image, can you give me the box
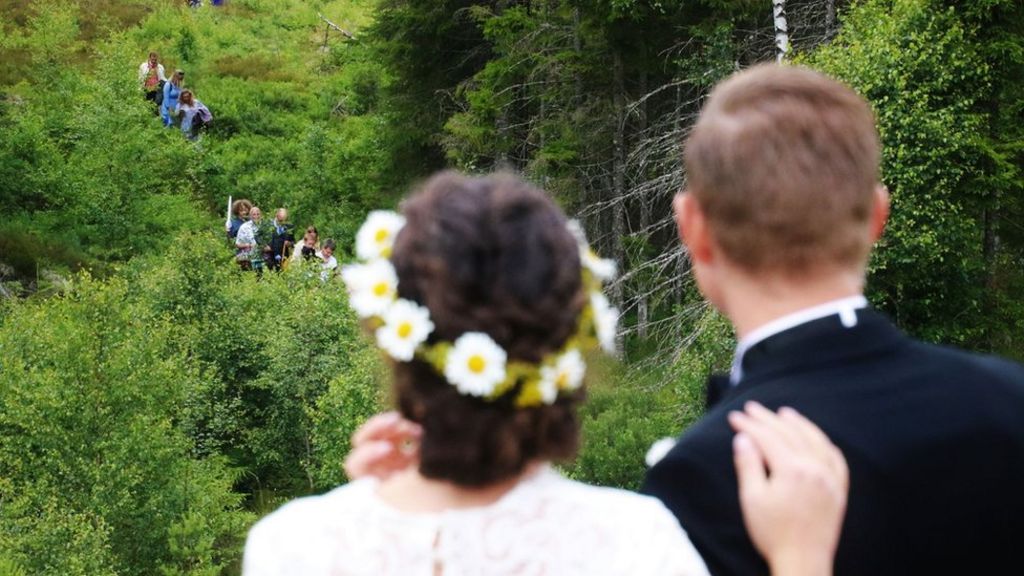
[0,0,1021,573]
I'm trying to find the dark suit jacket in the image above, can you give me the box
[269,224,295,258]
[642,309,1024,576]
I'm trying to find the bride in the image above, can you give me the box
[243,171,848,576]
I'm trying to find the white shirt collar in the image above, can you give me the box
[730,295,868,385]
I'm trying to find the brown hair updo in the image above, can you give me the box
[390,170,586,487]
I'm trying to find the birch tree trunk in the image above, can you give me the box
[825,0,838,40]
[673,82,688,306]
[983,199,1001,287]
[496,105,510,167]
[773,0,790,63]
[636,59,650,339]
[572,4,583,107]
[611,47,627,354]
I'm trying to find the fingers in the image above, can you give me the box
[346,411,424,481]
[343,439,420,481]
[728,405,793,467]
[730,402,850,496]
[778,407,832,456]
[746,402,810,451]
[343,440,394,479]
[733,432,767,499]
[352,412,401,446]
[778,407,848,483]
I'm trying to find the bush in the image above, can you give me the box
[125,233,386,495]
[565,306,732,490]
[0,274,251,575]
[807,0,998,346]
[0,229,388,572]
[309,343,387,490]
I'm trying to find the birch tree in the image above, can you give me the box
[773,0,790,62]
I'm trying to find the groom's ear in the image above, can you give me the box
[870,184,890,244]
[675,192,713,264]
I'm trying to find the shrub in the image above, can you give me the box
[0,275,251,575]
[807,0,997,345]
[309,343,387,490]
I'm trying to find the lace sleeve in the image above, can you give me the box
[242,514,279,576]
[242,497,339,576]
[642,499,712,576]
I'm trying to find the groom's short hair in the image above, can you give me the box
[685,64,881,275]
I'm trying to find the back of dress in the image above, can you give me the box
[243,467,709,576]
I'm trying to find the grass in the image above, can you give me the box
[0,0,159,84]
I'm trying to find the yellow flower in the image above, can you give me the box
[375,299,434,361]
[444,332,508,397]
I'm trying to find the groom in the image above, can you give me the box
[642,64,1024,575]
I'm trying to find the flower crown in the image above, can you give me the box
[340,210,619,408]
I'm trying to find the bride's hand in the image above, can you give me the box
[729,402,849,576]
[343,411,422,481]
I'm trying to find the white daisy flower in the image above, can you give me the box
[591,292,619,354]
[341,259,399,318]
[566,219,588,246]
[537,349,586,404]
[375,299,434,361]
[444,332,508,397]
[645,437,677,467]
[567,220,617,281]
[355,210,406,261]
[582,248,617,281]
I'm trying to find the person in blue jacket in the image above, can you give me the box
[161,70,184,127]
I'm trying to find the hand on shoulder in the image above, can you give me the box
[730,402,849,576]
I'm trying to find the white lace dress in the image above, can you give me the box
[243,467,710,576]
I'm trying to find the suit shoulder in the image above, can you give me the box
[912,341,1024,394]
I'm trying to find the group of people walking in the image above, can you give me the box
[226,199,337,281]
[138,51,212,140]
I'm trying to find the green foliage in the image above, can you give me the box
[567,306,733,489]
[1,0,395,548]
[808,0,1022,348]
[369,0,495,179]
[0,231,386,573]
[566,358,683,491]
[175,26,198,65]
[0,274,251,575]
[126,234,385,496]
[309,344,387,489]
[952,0,1024,359]
[0,2,206,287]
[1,0,391,292]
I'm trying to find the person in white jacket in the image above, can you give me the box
[138,52,166,105]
